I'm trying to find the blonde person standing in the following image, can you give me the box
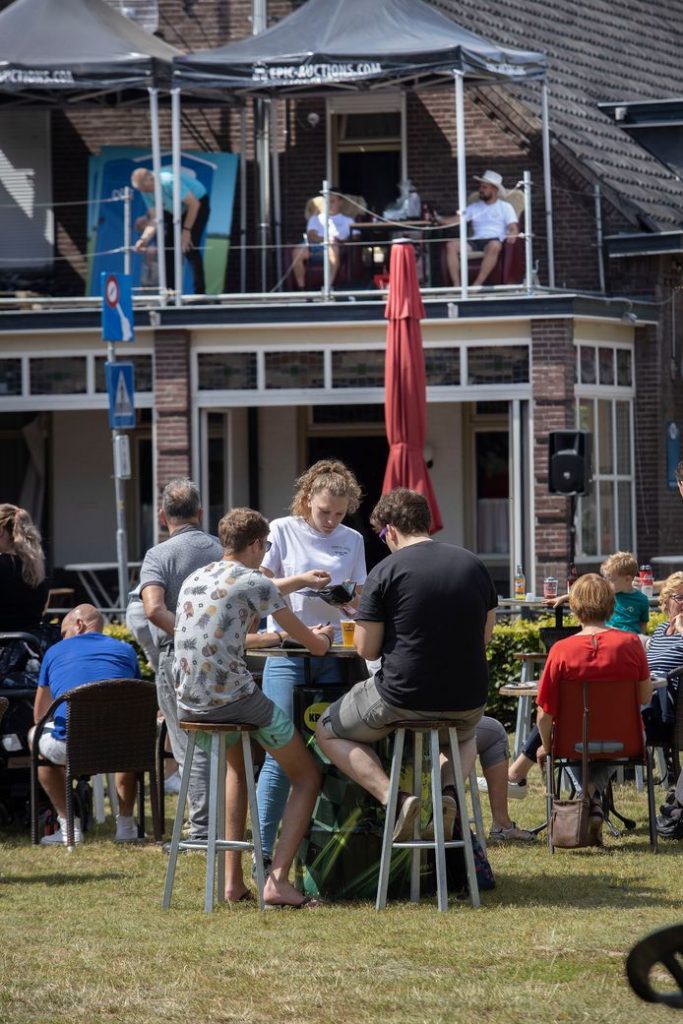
[257,460,367,867]
[0,504,48,632]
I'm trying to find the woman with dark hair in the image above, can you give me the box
[0,504,48,632]
[535,573,651,842]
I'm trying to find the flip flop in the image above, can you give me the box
[264,896,323,910]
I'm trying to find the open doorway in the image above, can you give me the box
[328,95,405,218]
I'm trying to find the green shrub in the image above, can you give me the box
[103,623,155,680]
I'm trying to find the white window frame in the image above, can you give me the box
[575,342,636,560]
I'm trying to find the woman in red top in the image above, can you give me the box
[536,574,651,842]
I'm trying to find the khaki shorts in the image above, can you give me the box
[321,675,484,744]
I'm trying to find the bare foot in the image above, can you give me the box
[224,886,253,903]
[262,874,308,908]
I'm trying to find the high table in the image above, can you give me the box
[64,561,142,618]
[497,596,565,628]
[351,219,434,286]
[248,644,424,900]
[246,643,362,687]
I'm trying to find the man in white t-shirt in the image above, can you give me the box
[436,169,519,288]
[291,192,356,288]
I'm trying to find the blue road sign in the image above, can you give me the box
[105,362,136,430]
[101,272,134,342]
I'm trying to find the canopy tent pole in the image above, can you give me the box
[240,106,248,293]
[454,71,468,299]
[541,81,555,288]
[523,169,533,293]
[123,186,131,276]
[270,99,283,289]
[148,86,167,305]
[171,87,183,307]
[256,98,271,291]
[322,179,331,300]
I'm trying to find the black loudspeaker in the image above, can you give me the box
[548,430,592,495]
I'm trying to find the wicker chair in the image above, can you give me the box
[30,678,162,847]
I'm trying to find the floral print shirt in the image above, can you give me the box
[173,560,285,713]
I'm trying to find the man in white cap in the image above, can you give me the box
[437,169,518,288]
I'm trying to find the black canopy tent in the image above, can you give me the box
[173,0,545,93]
[170,0,550,296]
[0,0,185,609]
[0,0,178,97]
[0,0,183,298]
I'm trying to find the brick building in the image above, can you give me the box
[1,0,682,597]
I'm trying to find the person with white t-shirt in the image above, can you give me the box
[291,192,356,288]
[436,169,519,288]
[256,459,367,864]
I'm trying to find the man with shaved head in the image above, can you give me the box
[29,604,142,846]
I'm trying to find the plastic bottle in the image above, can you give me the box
[640,564,654,598]
[514,564,526,600]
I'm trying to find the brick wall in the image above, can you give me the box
[531,318,576,590]
[154,329,191,493]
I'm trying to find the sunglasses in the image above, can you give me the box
[670,594,683,604]
[261,539,272,552]
[378,526,389,545]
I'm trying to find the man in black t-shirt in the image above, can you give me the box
[316,488,497,841]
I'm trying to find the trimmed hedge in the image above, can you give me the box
[104,612,670,732]
[104,623,155,680]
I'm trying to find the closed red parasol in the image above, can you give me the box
[382,241,443,532]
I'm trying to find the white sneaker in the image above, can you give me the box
[115,815,141,843]
[164,771,181,795]
[41,816,82,846]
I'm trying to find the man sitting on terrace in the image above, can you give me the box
[436,169,518,289]
[290,191,356,289]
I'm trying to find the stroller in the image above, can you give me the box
[0,627,59,825]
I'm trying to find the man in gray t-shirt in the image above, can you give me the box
[139,477,222,840]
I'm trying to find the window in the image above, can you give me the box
[265,352,324,390]
[576,341,635,558]
[467,346,529,385]
[197,353,257,391]
[30,357,86,395]
[577,396,634,557]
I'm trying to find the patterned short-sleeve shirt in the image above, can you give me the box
[173,560,285,713]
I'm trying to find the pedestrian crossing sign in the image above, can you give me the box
[105,361,136,429]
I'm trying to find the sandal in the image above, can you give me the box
[264,896,323,910]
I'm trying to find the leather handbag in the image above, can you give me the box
[549,682,600,848]
[550,794,593,848]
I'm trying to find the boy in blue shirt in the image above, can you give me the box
[600,551,650,634]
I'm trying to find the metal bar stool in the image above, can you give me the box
[162,721,267,913]
[376,720,480,912]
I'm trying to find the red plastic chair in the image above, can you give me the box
[547,677,658,851]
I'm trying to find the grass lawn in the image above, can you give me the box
[1,777,681,1024]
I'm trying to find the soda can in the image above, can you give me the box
[543,576,558,599]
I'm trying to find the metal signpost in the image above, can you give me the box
[101,271,135,613]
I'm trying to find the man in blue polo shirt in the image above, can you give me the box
[29,603,141,846]
[131,166,210,293]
